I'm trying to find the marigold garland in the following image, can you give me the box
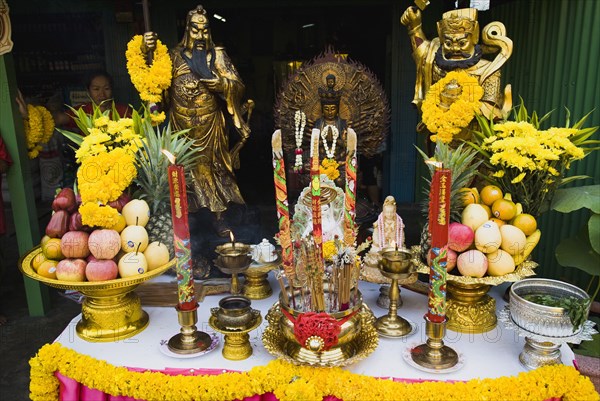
[30,342,599,401]
[24,105,55,159]
[126,35,172,103]
[421,70,483,144]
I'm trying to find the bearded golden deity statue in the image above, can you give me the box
[401,7,513,120]
[142,5,252,235]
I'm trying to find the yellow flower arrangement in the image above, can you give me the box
[77,148,137,227]
[322,240,337,261]
[320,158,340,181]
[30,342,599,401]
[471,102,598,216]
[421,71,484,144]
[58,104,145,228]
[23,104,55,159]
[126,35,172,103]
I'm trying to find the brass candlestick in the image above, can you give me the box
[410,316,459,370]
[374,248,415,338]
[215,242,252,294]
[168,305,212,354]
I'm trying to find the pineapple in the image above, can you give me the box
[416,142,481,260]
[134,119,202,256]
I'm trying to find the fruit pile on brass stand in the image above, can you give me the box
[20,248,174,342]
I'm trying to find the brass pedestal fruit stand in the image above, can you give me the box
[375,248,417,338]
[446,281,496,333]
[214,242,252,295]
[20,247,174,342]
[209,295,262,360]
[413,246,538,333]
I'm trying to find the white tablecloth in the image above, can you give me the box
[54,276,574,381]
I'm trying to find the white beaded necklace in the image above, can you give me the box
[293,110,306,171]
[321,124,339,159]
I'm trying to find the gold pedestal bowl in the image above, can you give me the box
[20,247,174,342]
[412,246,538,333]
[243,256,281,300]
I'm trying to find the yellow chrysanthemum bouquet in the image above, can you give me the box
[468,101,599,216]
[58,104,144,228]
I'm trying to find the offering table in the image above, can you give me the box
[44,277,578,400]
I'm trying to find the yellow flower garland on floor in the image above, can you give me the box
[30,342,598,401]
[24,105,55,159]
[421,70,483,144]
[126,35,172,103]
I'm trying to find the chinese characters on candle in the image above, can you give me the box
[164,151,196,311]
[427,165,451,323]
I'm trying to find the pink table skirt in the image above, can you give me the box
[55,367,433,401]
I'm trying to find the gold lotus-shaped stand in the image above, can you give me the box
[20,247,174,342]
[412,246,538,333]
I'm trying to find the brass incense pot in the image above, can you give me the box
[210,295,259,330]
[215,242,252,294]
[209,295,262,361]
[374,247,415,338]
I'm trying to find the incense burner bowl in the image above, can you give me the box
[210,295,258,331]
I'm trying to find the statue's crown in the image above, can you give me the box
[439,8,478,34]
[318,86,342,106]
[188,5,209,26]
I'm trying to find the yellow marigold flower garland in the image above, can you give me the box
[77,148,137,228]
[24,105,55,159]
[320,158,340,181]
[30,342,599,401]
[421,71,483,144]
[126,35,172,103]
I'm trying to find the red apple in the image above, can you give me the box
[61,231,90,259]
[88,229,121,260]
[446,249,458,272]
[86,259,119,281]
[56,258,87,282]
[86,254,98,263]
[448,222,475,252]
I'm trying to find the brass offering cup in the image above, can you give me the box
[210,295,256,330]
[375,248,415,338]
[215,242,252,294]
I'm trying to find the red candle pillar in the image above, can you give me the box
[427,164,451,323]
[163,150,196,311]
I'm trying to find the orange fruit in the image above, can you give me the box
[32,252,47,272]
[512,213,538,236]
[37,260,59,279]
[480,185,503,206]
[460,188,480,206]
[491,199,517,221]
[42,238,64,260]
[490,217,506,227]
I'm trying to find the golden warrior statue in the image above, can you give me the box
[143,5,251,235]
[401,6,513,119]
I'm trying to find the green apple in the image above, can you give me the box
[120,226,149,253]
[144,241,170,271]
[122,199,150,227]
